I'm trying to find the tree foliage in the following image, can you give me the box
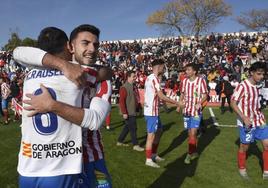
[3,32,37,51]
[146,0,231,36]
[236,9,268,31]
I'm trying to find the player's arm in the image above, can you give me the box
[230,100,251,126]
[197,93,207,109]
[13,47,85,87]
[157,90,178,105]
[230,85,251,126]
[153,78,179,105]
[199,79,208,106]
[23,84,110,130]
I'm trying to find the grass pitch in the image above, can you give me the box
[1,107,268,188]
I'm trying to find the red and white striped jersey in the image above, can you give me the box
[83,80,112,162]
[1,82,11,99]
[231,79,266,127]
[181,77,208,116]
[144,74,161,116]
[95,80,112,103]
[82,129,104,162]
[82,65,97,88]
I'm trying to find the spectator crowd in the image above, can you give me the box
[0,31,267,124]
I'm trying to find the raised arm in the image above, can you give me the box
[13,46,85,87]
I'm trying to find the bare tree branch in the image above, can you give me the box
[146,0,231,37]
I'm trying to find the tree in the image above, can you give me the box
[21,37,37,47]
[236,9,268,31]
[146,0,231,36]
[3,32,37,51]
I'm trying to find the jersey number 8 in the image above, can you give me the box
[32,88,58,135]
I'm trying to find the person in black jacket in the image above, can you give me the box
[220,76,234,114]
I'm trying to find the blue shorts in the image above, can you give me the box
[19,174,78,188]
[183,115,201,129]
[144,116,163,133]
[1,99,9,109]
[239,125,268,144]
[78,159,112,188]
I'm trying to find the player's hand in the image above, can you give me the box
[195,103,201,110]
[123,114,128,119]
[242,115,251,127]
[176,106,180,113]
[179,100,185,108]
[23,84,54,117]
[62,63,86,88]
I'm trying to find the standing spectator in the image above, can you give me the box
[0,77,11,124]
[117,70,144,152]
[220,76,233,114]
[10,74,21,121]
[251,44,258,59]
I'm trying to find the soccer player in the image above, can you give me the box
[231,62,268,180]
[179,63,208,164]
[144,59,179,168]
[14,26,110,188]
[80,80,113,188]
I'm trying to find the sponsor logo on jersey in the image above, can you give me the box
[22,140,82,159]
[22,141,32,158]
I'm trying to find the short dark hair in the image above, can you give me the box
[249,61,266,73]
[69,24,100,43]
[126,70,135,78]
[185,63,199,73]
[151,59,165,67]
[37,27,68,55]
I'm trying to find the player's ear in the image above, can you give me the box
[68,41,75,54]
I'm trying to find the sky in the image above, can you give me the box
[0,0,268,48]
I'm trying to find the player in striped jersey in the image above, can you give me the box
[79,80,112,188]
[231,62,268,180]
[144,59,179,168]
[179,63,208,164]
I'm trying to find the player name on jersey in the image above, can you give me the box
[26,69,64,81]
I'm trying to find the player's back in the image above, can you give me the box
[18,68,83,177]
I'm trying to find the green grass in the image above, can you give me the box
[1,107,268,188]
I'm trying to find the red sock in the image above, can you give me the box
[188,137,197,154]
[237,151,246,169]
[146,149,152,159]
[152,143,159,155]
[105,114,111,126]
[263,150,268,171]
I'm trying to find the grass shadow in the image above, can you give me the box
[148,125,220,188]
